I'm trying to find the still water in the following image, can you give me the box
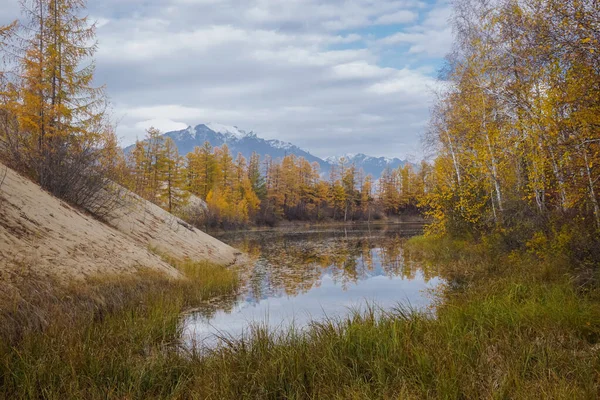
[182,223,442,348]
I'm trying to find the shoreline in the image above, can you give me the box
[203,216,428,236]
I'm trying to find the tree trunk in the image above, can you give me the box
[582,145,600,230]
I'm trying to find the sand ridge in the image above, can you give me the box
[0,163,240,282]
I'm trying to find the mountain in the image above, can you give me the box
[144,123,329,171]
[325,154,407,178]
[124,123,407,178]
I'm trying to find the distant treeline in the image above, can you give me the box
[122,128,432,228]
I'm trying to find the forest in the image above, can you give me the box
[1,0,598,235]
[424,0,600,240]
[124,128,430,227]
[4,0,596,236]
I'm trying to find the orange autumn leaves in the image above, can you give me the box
[126,129,430,227]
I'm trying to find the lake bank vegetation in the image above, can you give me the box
[0,257,240,399]
[184,234,598,399]
[1,227,597,398]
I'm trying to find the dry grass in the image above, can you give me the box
[0,233,599,399]
[0,258,239,399]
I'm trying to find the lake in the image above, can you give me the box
[182,223,442,348]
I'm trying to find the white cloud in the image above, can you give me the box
[367,68,438,96]
[98,25,249,62]
[1,0,449,159]
[378,4,453,57]
[375,10,418,25]
[331,62,393,80]
[134,119,189,133]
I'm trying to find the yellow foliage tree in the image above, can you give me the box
[0,1,120,213]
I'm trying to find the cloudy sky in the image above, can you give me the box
[1,0,452,160]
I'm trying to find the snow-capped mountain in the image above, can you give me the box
[125,123,407,178]
[203,123,247,139]
[157,123,329,169]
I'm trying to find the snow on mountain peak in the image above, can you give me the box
[326,153,365,164]
[267,139,295,151]
[205,122,247,139]
[326,153,402,166]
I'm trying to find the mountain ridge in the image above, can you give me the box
[125,123,408,178]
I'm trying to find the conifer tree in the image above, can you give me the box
[186,141,216,200]
[341,163,357,221]
[361,174,373,220]
[161,137,189,212]
[145,127,166,202]
[13,0,108,189]
[1,0,116,211]
[0,22,18,153]
[248,152,266,200]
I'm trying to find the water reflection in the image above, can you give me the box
[183,224,442,348]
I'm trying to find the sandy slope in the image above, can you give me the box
[0,164,240,283]
[107,191,238,266]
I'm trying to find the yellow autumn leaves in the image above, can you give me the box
[423,0,600,235]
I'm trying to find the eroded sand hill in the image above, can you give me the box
[0,163,240,283]
[107,191,236,266]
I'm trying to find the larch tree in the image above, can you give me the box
[341,163,357,221]
[186,142,216,200]
[144,127,166,202]
[361,174,373,221]
[0,21,18,149]
[1,0,117,212]
[248,152,266,200]
[161,137,189,213]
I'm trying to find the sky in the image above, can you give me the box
[0,0,453,160]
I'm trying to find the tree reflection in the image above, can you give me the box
[220,226,438,300]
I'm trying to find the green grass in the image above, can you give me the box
[1,235,599,399]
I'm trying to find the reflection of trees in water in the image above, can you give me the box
[226,231,438,299]
[186,290,240,321]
